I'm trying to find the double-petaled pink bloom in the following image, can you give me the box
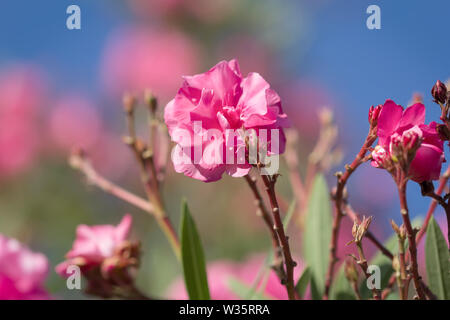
[371,100,445,182]
[0,234,49,300]
[164,59,289,182]
[56,214,137,279]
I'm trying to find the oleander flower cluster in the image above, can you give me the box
[1,60,449,301]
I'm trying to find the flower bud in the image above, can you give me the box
[123,93,137,114]
[389,127,423,166]
[144,90,158,115]
[101,240,140,284]
[390,220,400,234]
[352,216,373,243]
[392,256,400,272]
[368,105,382,127]
[319,108,333,127]
[436,124,450,141]
[371,145,388,168]
[344,258,359,284]
[431,80,447,104]
[351,220,359,239]
[402,127,422,152]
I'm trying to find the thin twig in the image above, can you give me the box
[397,178,425,299]
[123,98,181,260]
[323,127,377,299]
[70,152,154,214]
[419,166,450,248]
[70,151,180,260]
[243,174,285,281]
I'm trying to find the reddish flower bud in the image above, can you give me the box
[344,258,359,283]
[371,145,388,168]
[436,123,450,141]
[368,105,382,126]
[431,80,447,104]
[402,127,422,151]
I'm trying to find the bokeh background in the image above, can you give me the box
[0,0,449,299]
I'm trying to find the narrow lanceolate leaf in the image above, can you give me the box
[226,276,272,300]
[425,217,450,300]
[180,199,210,300]
[295,266,311,299]
[303,174,332,299]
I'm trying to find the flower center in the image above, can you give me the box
[217,106,242,130]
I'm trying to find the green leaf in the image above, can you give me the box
[295,266,311,299]
[329,265,356,300]
[180,199,210,300]
[425,217,450,300]
[226,276,272,300]
[302,174,332,299]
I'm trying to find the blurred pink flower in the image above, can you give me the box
[217,35,276,79]
[167,255,304,300]
[128,0,233,24]
[49,95,102,152]
[165,59,289,182]
[88,132,135,180]
[56,214,132,276]
[371,100,445,182]
[0,65,45,178]
[101,27,200,100]
[0,234,49,300]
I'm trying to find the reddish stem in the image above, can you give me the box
[261,175,297,300]
[397,179,425,299]
[244,175,285,281]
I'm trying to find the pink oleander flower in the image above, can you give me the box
[101,27,200,100]
[0,234,49,300]
[56,214,133,275]
[167,255,304,300]
[48,94,103,152]
[56,215,140,298]
[164,59,290,182]
[371,100,445,182]
[0,65,45,178]
[128,0,233,24]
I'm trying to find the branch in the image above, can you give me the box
[397,179,425,299]
[69,151,153,214]
[243,174,285,282]
[323,127,377,299]
[261,174,297,300]
[419,166,450,248]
